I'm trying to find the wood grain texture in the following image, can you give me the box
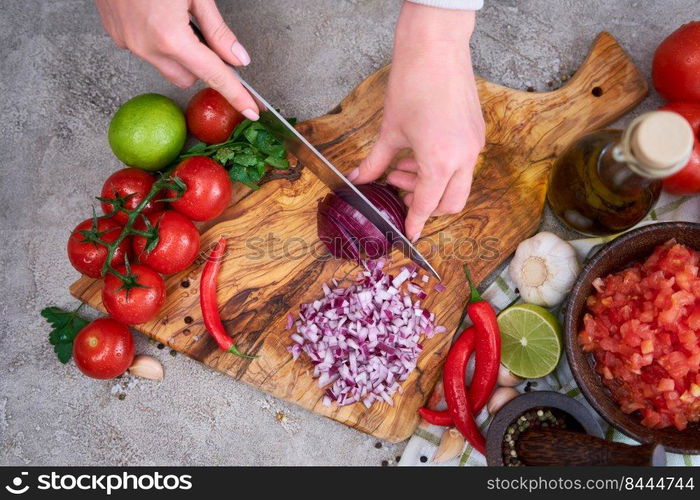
[71,33,647,441]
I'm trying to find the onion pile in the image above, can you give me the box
[317,183,407,260]
[288,259,445,408]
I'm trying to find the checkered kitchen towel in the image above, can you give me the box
[401,193,700,466]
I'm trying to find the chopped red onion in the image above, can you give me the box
[288,260,444,408]
[434,283,446,293]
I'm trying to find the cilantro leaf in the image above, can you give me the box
[185,141,208,155]
[265,155,290,170]
[42,306,88,364]
[179,112,294,189]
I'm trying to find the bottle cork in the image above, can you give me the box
[626,111,694,178]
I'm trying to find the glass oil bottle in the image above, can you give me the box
[547,111,694,236]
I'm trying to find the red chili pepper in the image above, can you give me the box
[418,266,501,428]
[200,237,255,358]
[463,265,501,412]
[442,326,485,454]
[418,407,454,426]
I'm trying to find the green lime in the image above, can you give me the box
[108,93,186,171]
[497,303,562,379]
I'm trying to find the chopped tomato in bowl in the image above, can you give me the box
[579,239,700,431]
[564,222,700,454]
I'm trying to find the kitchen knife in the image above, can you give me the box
[189,22,440,279]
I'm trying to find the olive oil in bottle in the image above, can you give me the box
[547,111,694,236]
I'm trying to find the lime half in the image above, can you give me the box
[498,304,562,379]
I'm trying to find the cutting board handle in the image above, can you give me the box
[554,31,647,122]
[478,31,648,158]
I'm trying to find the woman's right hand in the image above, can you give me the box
[94,0,259,120]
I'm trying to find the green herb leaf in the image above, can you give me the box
[229,167,261,190]
[212,146,236,165]
[180,114,292,189]
[265,155,290,170]
[186,142,208,154]
[42,306,88,363]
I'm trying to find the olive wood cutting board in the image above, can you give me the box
[71,32,647,441]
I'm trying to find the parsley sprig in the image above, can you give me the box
[179,118,294,189]
[42,305,88,363]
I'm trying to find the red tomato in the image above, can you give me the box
[132,210,200,274]
[73,318,135,379]
[186,88,244,144]
[102,264,165,325]
[652,22,700,103]
[167,156,232,221]
[101,168,165,225]
[67,218,131,278]
[660,102,700,195]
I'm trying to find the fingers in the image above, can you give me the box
[347,136,400,184]
[432,166,473,216]
[190,0,251,66]
[395,157,419,173]
[386,157,419,190]
[404,170,450,242]
[387,170,417,192]
[169,32,259,119]
[148,55,198,89]
[94,0,125,48]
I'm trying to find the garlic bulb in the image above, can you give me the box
[509,232,580,307]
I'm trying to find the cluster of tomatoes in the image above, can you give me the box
[652,21,700,195]
[66,88,243,379]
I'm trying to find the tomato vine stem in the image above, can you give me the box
[89,175,186,286]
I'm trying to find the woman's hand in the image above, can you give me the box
[349,3,485,242]
[94,0,259,120]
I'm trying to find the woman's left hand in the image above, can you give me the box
[349,3,485,242]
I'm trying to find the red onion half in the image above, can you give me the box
[317,183,407,260]
[287,259,445,408]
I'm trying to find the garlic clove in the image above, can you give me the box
[128,355,164,380]
[432,427,465,463]
[487,387,519,415]
[497,364,523,387]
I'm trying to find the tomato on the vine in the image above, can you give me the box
[660,102,700,195]
[67,218,131,278]
[100,168,165,225]
[132,210,200,274]
[102,263,165,325]
[168,156,232,221]
[73,317,135,379]
[186,88,244,144]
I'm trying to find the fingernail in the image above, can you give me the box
[346,168,360,182]
[241,108,259,121]
[411,232,421,243]
[231,41,251,66]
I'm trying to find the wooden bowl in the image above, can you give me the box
[486,391,603,465]
[564,222,700,455]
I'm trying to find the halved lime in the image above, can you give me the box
[497,303,562,379]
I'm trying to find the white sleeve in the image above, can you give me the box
[406,0,483,9]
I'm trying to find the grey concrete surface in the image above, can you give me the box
[0,0,696,466]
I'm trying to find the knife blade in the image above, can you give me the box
[189,22,440,279]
